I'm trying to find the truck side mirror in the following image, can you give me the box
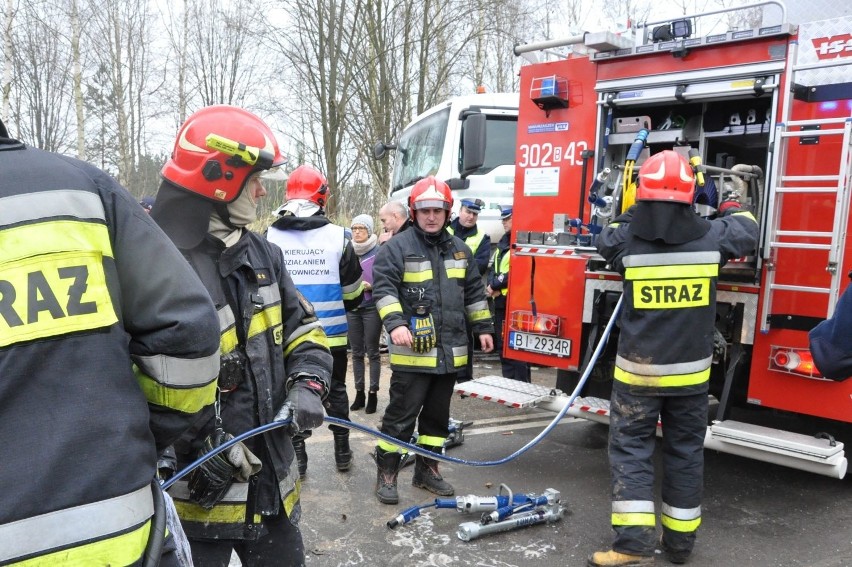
[460,113,486,177]
[373,141,396,160]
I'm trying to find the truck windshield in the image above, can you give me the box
[464,116,517,175]
[391,108,450,193]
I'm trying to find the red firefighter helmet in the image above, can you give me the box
[161,105,285,203]
[408,176,453,220]
[285,165,329,207]
[636,150,695,204]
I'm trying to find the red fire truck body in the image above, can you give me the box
[462,1,852,478]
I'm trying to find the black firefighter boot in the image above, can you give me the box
[333,431,353,472]
[412,449,454,496]
[292,438,308,480]
[374,448,402,504]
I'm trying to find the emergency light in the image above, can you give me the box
[509,310,561,337]
[530,75,569,111]
[768,346,823,379]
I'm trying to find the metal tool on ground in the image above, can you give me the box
[457,489,564,542]
[387,485,564,541]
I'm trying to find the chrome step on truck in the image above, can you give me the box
[456,376,848,479]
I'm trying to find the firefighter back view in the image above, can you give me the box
[267,165,364,478]
[151,105,334,566]
[590,150,758,567]
[0,118,221,564]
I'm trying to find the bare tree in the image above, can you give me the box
[2,0,16,131]
[186,0,267,108]
[8,0,75,152]
[71,0,86,159]
[272,0,366,218]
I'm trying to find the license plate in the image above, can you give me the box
[509,332,571,358]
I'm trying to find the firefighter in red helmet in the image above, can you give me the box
[370,176,494,504]
[152,105,333,566]
[267,164,364,479]
[590,150,758,567]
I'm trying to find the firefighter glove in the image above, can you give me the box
[226,441,262,482]
[277,379,326,435]
[187,428,237,509]
[410,307,436,354]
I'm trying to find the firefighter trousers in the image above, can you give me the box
[380,371,456,447]
[188,510,305,566]
[608,383,706,557]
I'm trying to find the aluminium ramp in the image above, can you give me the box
[455,375,613,424]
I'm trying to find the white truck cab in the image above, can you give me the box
[374,93,519,242]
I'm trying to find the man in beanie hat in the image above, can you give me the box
[267,165,364,478]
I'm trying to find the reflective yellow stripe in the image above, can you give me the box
[283,478,301,518]
[378,301,403,320]
[446,268,465,279]
[174,500,263,525]
[0,484,154,564]
[454,354,469,367]
[625,264,718,280]
[284,326,329,357]
[614,366,709,387]
[469,308,492,322]
[248,304,282,339]
[662,514,702,532]
[219,305,238,353]
[403,269,433,283]
[377,440,406,453]
[417,436,445,448]
[135,370,218,414]
[342,288,362,300]
[1,219,113,264]
[221,326,239,354]
[632,278,711,309]
[0,250,118,348]
[731,210,757,223]
[327,335,348,348]
[12,521,151,566]
[389,353,438,368]
[612,512,656,527]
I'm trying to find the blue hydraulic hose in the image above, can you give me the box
[163,295,624,488]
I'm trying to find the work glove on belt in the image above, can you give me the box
[187,428,262,509]
[410,302,436,354]
[275,377,326,436]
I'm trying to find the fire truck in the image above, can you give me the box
[457,0,852,478]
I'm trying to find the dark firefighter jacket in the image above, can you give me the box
[488,231,512,309]
[810,283,852,381]
[167,231,333,541]
[373,223,494,373]
[596,203,758,396]
[267,214,363,349]
[0,141,220,564]
[448,218,492,276]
